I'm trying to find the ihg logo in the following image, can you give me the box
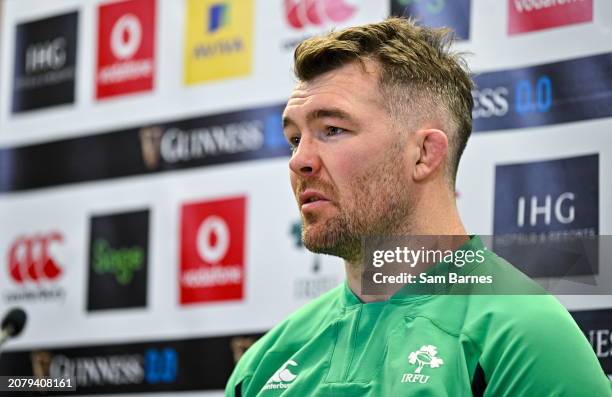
[87,209,149,311]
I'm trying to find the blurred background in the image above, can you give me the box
[0,0,610,395]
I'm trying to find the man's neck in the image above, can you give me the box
[344,200,468,303]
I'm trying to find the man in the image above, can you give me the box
[226,18,611,396]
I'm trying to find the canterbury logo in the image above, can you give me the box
[284,0,356,29]
[8,232,64,283]
[263,360,298,390]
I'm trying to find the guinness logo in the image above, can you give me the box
[230,336,256,364]
[139,126,163,170]
[31,351,53,378]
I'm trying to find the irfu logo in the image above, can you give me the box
[401,345,444,384]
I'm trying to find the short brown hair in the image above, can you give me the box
[293,17,474,184]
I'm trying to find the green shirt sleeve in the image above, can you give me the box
[225,342,257,397]
[478,296,611,396]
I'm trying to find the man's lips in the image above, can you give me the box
[298,189,332,209]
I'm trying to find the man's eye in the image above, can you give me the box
[289,136,301,150]
[327,126,346,136]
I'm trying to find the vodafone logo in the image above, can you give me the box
[197,215,229,264]
[110,13,142,60]
[8,232,63,284]
[96,0,155,99]
[513,0,586,13]
[508,0,593,35]
[180,196,246,304]
[284,0,356,29]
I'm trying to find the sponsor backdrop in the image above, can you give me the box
[0,0,611,395]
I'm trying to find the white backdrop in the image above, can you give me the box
[0,0,610,395]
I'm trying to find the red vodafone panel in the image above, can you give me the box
[96,0,155,99]
[508,0,593,35]
[180,196,246,304]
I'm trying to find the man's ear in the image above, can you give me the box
[413,129,448,182]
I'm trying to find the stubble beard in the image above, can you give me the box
[301,149,414,263]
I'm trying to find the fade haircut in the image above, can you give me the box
[293,17,474,185]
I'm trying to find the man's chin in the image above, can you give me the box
[302,226,361,261]
[302,222,336,250]
[302,237,332,255]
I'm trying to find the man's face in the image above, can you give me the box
[282,60,417,261]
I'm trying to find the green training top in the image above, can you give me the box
[226,236,611,396]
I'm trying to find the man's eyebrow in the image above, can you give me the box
[308,108,354,123]
[282,108,355,129]
[282,115,295,129]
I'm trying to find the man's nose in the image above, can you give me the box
[289,136,321,177]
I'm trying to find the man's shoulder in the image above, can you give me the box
[465,293,576,338]
[456,251,611,395]
[463,292,610,395]
[478,246,547,294]
[463,247,578,339]
[229,283,344,378]
[266,281,345,347]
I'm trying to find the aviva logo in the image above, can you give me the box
[184,0,253,84]
[208,3,228,32]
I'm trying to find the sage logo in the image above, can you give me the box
[92,239,144,285]
[12,11,78,112]
[493,154,598,277]
[390,0,471,40]
[87,209,149,311]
